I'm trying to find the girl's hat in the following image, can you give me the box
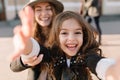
[24,0,64,13]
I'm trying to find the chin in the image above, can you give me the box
[42,22,50,26]
[68,53,77,57]
[41,24,49,27]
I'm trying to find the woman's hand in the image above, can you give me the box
[22,54,43,66]
[10,6,34,61]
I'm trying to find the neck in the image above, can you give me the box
[42,27,49,35]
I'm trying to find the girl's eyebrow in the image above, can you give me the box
[76,26,83,30]
[61,28,82,30]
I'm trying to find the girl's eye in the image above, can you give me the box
[75,32,82,34]
[60,31,68,35]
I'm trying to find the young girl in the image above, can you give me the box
[42,11,104,80]
[43,11,120,80]
[10,0,64,80]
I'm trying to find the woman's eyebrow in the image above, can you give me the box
[35,5,51,8]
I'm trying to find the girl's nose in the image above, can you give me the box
[68,34,75,41]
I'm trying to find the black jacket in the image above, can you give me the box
[10,46,103,80]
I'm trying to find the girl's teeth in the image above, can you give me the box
[41,18,48,20]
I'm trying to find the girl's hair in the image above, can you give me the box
[32,3,57,46]
[47,11,101,55]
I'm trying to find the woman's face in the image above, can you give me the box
[34,2,53,28]
[59,18,83,58]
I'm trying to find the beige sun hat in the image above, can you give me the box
[24,0,64,13]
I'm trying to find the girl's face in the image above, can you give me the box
[34,2,53,28]
[59,18,83,58]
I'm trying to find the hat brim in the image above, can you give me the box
[24,0,64,13]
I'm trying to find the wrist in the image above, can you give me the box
[21,38,40,62]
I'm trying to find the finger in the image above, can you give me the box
[25,54,43,66]
[19,9,30,37]
[22,6,34,38]
[13,25,21,34]
[18,7,33,38]
[9,50,23,62]
[106,76,114,80]
[24,6,34,25]
[30,54,43,66]
[23,55,38,65]
[25,56,37,63]
[13,30,26,50]
[18,9,25,25]
[11,29,23,62]
[33,54,44,64]
[12,28,27,61]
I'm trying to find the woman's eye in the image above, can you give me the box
[60,32,67,35]
[35,9,41,12]
[46,7,52,10]
[62,32,67,34]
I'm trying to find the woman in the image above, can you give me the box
[10,0,64,80]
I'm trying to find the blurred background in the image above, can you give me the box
[0,0,120,21]
[0,0,120,80]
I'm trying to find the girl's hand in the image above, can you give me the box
[106,59,120,80]
[10,6,34,61]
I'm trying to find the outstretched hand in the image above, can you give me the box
[106,58,120,80]
[10,6,34,61]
